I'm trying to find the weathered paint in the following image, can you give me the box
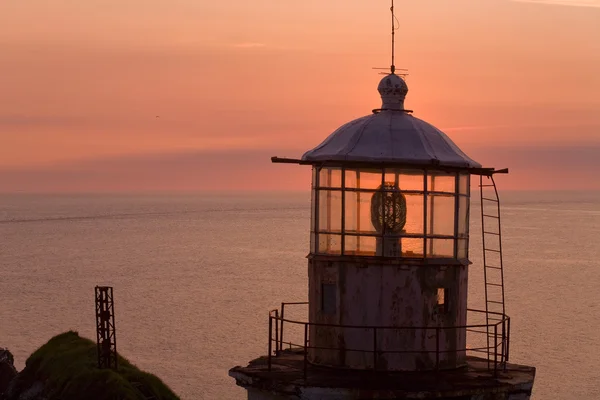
[244,388,533,400]
[308,259,468,371]
[247,388,289,400]
[229,346,536,400]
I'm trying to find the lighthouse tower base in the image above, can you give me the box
[230,353,535,400]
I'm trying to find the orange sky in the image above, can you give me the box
[1,0,599,192]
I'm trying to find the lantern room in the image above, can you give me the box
[305,73,477,261]
[310,166,470,260]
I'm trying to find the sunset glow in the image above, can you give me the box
[1,0,599,191]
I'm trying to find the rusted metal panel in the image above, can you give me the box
[308,260,468,371]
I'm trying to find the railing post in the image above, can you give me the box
[436,327,440,371]
[280,302,285,352]
[373,327,378,371]
[494,324,498,377]
[274,309,279,355]
[303,323,309,380]
[502,316,506,371]
[506,317,511,363]
[268,315,273,371]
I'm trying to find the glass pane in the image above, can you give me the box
[319,167,342,188]
[344,236,377,256]
[357,170,383,189]
[383,169,424,191]
[345,192,357,232]
[457,238,468,259]
[330,169,342,188]
[384,170,399,187]
[344,191,377,234]
[344,235,358,254]
[427,238,455,258]
[400,171,425,191]
[437,288,446,306]
[318,190,342,232]
[404,194,424,235]
[359,236,377,256]
[318,234,342,255]
[311,188,316,232]
[459,174,470,195]
[427,195,456,236]
[401,238,424,258]
[330,191,342,232]
[312,167,318,188]
[428,172,456,193]
[344,235,377,256]
[345,169,358,188]
[319,167,329,188]
[310,232,316,253]
[458,195,469,236]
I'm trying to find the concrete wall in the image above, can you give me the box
[308,258,468,371]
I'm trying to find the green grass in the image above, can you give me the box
[19,331,179,400]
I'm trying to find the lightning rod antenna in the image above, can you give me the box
[391,0,396,74]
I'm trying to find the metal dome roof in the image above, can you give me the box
[301,74,481,169]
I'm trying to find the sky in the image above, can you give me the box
[1,0,599,192]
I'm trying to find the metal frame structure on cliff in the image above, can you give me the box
[95,286,118,371]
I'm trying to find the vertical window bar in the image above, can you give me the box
[357,170,361,253]
[341,168,346,255]
[380,168,386,256]
[314,166,321,254]
[310,168,314,253]
[422,169,426,255]
[453,173,460,259]
[327,169,332,236]
[428,171,435,256]
[466,174,471,259]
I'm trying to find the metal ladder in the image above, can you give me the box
[479,174,506,364]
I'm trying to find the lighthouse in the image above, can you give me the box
[230,3,536,399]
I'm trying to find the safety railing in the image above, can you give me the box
[268,302,510,378]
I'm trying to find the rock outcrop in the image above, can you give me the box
[0,348,18,399]
[0,349,18,397]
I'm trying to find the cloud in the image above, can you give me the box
[469,143,600,168]
[464,143,600,190]
[0,149,310,193]
[0,115,84,128]
[511,0,600,8]
[442,121,600,133]
[0,145,600,192]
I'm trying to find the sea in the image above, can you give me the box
[1,191,599,399]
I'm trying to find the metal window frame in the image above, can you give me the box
[312,166,473,260]
[436,287,450,313]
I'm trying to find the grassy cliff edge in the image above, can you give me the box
[9,331,179,400]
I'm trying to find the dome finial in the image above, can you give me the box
[378,74,408,111]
